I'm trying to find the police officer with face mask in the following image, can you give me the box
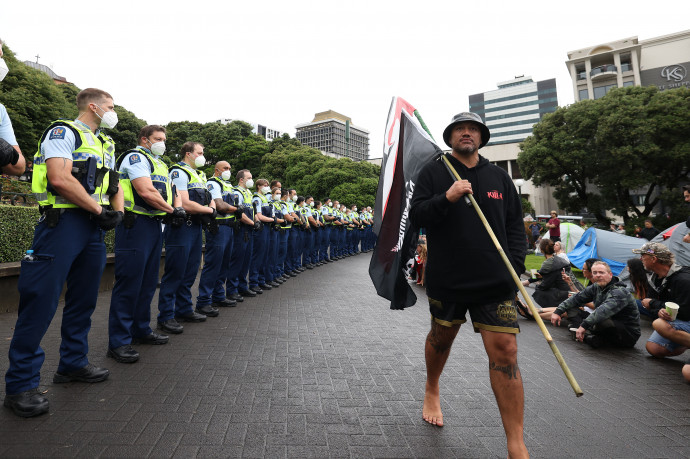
[195,161,239,315]
[5,88,124,418]
[226,169,259,301]
[157,142,216,333]
[107,125,184,364]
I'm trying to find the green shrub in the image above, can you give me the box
[0,204,117,263]
[0,204,39,262]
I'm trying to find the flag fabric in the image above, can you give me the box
[368,97,443,310]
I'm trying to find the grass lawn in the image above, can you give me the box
[525,254,586,285]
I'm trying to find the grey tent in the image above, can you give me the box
[651,223,690,267]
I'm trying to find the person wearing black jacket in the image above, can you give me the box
[635,242,690,358]
[551,261,640,348]
[523,239,571,310]
[409,112,527,458]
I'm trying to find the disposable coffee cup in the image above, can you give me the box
[530,269,538,279]
[665,302,680,321]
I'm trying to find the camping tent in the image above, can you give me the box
[651,223,690,266]
[537,222,585,253]
[567,227,644,275]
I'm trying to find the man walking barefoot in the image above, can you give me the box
[410,112,528,457]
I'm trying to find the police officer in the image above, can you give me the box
[321,198,334,262]
[312,200,325,265]
[107,125,184,364]
[227,169,259,301]
[5,88,123,418]
[266,183,285,286]
[276,189,294,280]
[284,189,300,277]
[0,38,26,176]
[349,205,361,254]
[196,161,239,315]
[302,196,318,269]
[248,179,275,293]
[331,200,344,259]
[157,142,216,333]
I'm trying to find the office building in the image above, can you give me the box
[295,110,369,161]
[566,29,690,101]
[467,76,559,215]
[468,76,558,146]
[217,118,283,141]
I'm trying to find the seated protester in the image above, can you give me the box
[553,241,570,264]
[551,261,641,348]
[626,257,654,318]
[521,239,571,311]
[635,242,690,358]
[561,258,597,309]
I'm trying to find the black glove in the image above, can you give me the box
[172,207,187,220]
[253,220,263,231]
[93,208,123,230]
[0,138,19,168]
[199,208,217,226]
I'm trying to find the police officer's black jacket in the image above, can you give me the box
[410,153,526,303]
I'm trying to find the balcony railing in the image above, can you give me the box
[576,71,587,80]
[591,64,617,77]
[620,63,633,72]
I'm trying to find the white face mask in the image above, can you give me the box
[261,186,271,194]
[0,58,9,82]
[292,195,298,202]
[221,170,232,181]
[273,193,281,200]
[194,155,206,168]
[328,202,332,207]
[148,140,166,156]
[245,178,254,189]
[354,207,357,212]
[95,105,118,129]
[309,202,314,207]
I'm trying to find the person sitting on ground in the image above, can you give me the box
[553,241,570,264]
[415,243,427,286]
[551,261,641,348]
[635,242,690,359]
[626,257,655,319]
[518,239,571,320]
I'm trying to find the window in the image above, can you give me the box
[510,160,522,179]
[623,81,634,87]
[495,161,508,173]
[578,89,589,100]
[593,83,617,99]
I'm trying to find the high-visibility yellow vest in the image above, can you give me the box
[117,147,172,216]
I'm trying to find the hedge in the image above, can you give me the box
[0,204,116,263]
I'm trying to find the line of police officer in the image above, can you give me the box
[3,87,376,418]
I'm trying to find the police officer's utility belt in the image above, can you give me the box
[123,210,163,228]
[217,219,234,226]
[39,205,112,229]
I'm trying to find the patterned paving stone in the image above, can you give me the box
[1,252,689,457]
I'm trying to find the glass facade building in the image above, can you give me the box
[295,110,369,161]
[468,76,558,146]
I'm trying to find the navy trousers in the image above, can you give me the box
[227,225,253,294]
[108,215,163,349]
[158,221,202,322]
[196,223,234,307]
[249,226,269,287]
[6,210,106,394]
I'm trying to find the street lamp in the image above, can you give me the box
[514,178,524,200]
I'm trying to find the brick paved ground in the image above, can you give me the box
[1,252,689,458]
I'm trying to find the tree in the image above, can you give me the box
[518,86,690,225]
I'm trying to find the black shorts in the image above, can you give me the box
[428,296,520,334]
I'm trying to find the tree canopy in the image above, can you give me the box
[518,86,690,225]
[0,42,380,207]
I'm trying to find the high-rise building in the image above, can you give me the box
[295,110,369,161]
[565,29,690,101]
[468,76,558,146]
[467,76,560,216]
[217,118,283,141]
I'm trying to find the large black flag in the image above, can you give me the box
[369,97,443,310]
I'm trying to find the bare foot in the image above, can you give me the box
[422,383,443,427]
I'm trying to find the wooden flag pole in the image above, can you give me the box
[441,155,583,397]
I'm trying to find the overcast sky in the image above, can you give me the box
[2,1,689,158]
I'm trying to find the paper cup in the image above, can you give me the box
[665,302,680,321]
[530,269,538,279]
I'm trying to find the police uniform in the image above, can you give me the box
[285,200,299,275]
[321,204,333,262]
[157,161,210,325]
[196,175,237,310]
[108,147,172,355]
[227,185,255,297]
[249,191,273,290]
[276,199,291,278]
[6,119,116,397]
[312,207,324,263]
[331,207,343,258]
[266,195,283,285]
